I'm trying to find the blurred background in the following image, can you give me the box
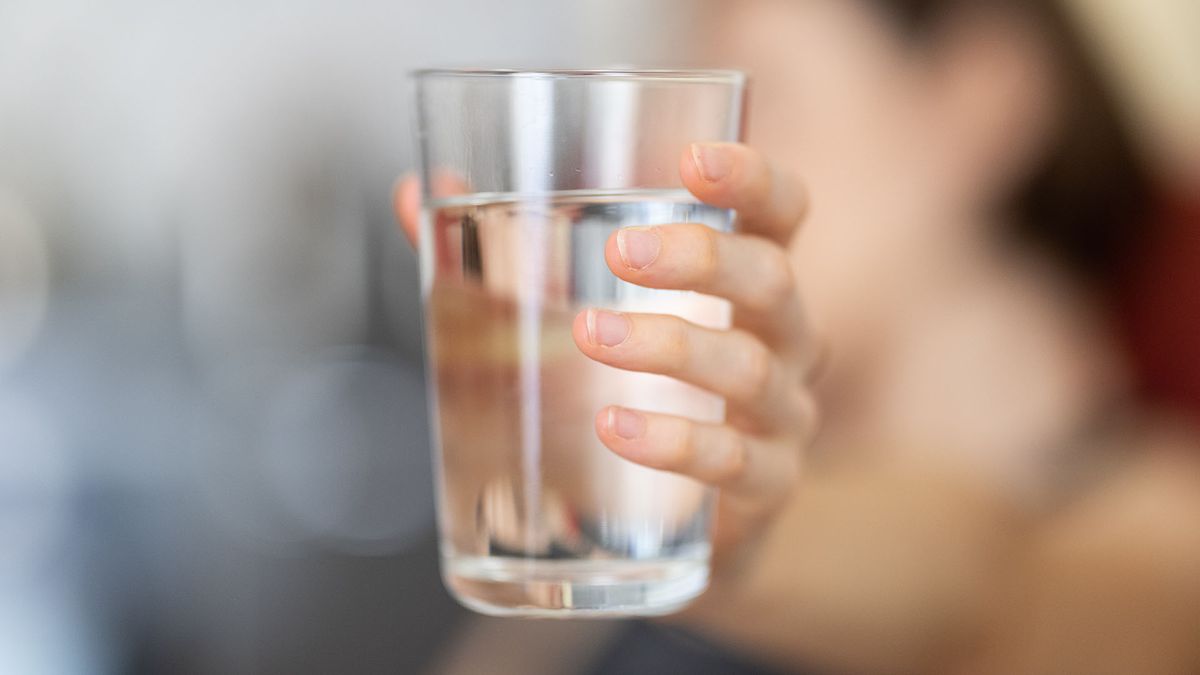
[0,1,1196,674]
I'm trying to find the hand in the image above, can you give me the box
[394,142,821,562]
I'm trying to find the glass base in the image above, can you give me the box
[442,555,710,618]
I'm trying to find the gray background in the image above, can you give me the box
[0,2,676,672]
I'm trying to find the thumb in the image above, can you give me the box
[392,175,421,245]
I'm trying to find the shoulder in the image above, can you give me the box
[1039,416,1200,594]
[968,426,1200,674]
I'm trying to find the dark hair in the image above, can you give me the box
[875,0,1154,296]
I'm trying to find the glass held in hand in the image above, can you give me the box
[413,69,747,617]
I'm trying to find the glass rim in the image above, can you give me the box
[412,68,747,84]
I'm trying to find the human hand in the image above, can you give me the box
[394,142,821,562]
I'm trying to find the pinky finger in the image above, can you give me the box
[594,406,797,503]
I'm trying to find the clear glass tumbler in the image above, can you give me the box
[414,69,747,617]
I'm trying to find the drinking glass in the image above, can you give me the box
[414,69,747,617]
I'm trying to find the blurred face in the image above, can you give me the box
[701,0,1130,484]
[719,1,934,200]
[707,0,1057,363]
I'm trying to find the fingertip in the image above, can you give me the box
[571,309,594,353]
[681,143,807,242]
[594,406,649,464]
[595,403,624,441]
[430,170,470,199]
[679,142,744,207]
[595,405,615,438]
[594,406,627,455]
[679,145,705,191]
[603,230,624,275]
[678,144,715,204]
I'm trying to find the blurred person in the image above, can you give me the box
[402,0,1200,673]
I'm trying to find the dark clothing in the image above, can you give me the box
[589,621,817,675]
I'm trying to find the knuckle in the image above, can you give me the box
[653,417,695,471]
[748,246,796,313]
[795,390,822,443]
[763,447,803,506]
[747,173,773,212]
[672,420,699,469]
[736,335,774,401]
[661,316,693,376]
[690,224,722,287]
[742,154,773,204]
[776,166,808,221]
[717,429,749,485]
[778,454,802,493]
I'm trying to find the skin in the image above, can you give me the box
[399,2,1200,672]
[398,142,817,556]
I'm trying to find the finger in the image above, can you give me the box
[392,175,421,244]
[572,309,807,430]
[679,142,807,244]
[594,406,800,504]
[393,172,473,246]
[605,223,807,344]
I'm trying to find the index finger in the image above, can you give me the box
[679,142,807,244]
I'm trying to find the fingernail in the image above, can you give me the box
[616,227,661,270]
[691,143,734,183]
[586,309,630,347]
[608,407,646,440]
